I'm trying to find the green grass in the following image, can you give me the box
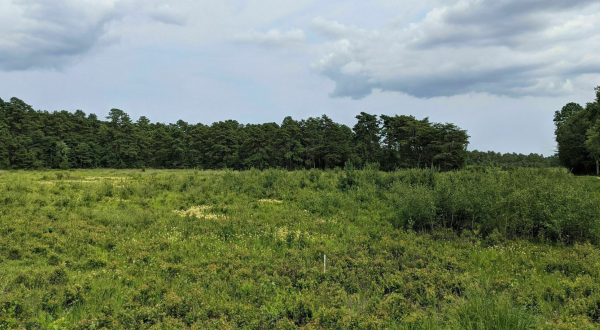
[1,168,600,329]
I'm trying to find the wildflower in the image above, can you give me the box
[258,199,283,204]
[173,206,226,220]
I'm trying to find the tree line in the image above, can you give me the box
[0,97,470,171]
[554,86,600,174]
[466,150,559,169]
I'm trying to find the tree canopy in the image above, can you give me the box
[0,97,473,171]
[466,150,558,169]
[554,86,600,174]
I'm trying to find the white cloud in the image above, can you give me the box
[145,4,187,26]
[310,0,600,99]
[233,28,306,48]
[310,17,367,40]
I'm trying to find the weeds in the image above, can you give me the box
[0,168,599,329]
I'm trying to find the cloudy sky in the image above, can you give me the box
[1,0,599,155]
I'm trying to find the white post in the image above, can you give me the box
[324,254,326,273]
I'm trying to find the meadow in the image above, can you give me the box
[2,168,600,329]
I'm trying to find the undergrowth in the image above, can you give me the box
[1,168,599,329]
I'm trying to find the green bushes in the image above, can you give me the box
[344,168,600,244]
[389,183,437,230]
[1,168,600,329]
[451,293,539,330]
[242,167,598,244]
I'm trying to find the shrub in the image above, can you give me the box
[451,293,539,330]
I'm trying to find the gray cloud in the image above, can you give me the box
[0,0,122,70]
[444,0,597,25]
[311,0,600,99]
[417,0,600,48]
[0,0,187,71]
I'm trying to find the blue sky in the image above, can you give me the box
[1,0,599,155]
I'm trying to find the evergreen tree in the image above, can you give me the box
[206,120,243,169]
[300,117,325,169]
[277,116,305,169]
[352,112,382,167]
[0,98,11,169]
[134,116,153,167]
[151,123,176,168]
[187,123,210,169]
[432,123,469,170]
[554,103,593,173]
[321,115,352,168]
[241,123,279,169]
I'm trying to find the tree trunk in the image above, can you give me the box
[596,159,599,176]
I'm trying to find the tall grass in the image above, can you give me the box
[451,293,538,330]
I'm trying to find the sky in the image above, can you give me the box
[1,0,599,155]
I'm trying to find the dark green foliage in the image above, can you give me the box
[374,168,600,243]
[299,115,353,169]
[0,98,10,169]
[467,150,559,169]
[380,115,469,171]
[0,97,470,171]
[352,112,382,167]
[555,103,593,173]
[241,122,279,169]
[554,86,600,174]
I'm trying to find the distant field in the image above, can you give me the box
[2,168,600,329]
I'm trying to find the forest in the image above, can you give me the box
[0,96,557,172]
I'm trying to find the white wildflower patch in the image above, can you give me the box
[39,180,98,184]
[173,206,226,220]
[316,218,337,224]
[258,199,283,204]
[274,226,334,242]
[38,177,130,185]
[165,231,183,242]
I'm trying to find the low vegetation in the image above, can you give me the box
[2,168,600,329]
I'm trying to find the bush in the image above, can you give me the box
[451,293,539,330]
[373,168,600,243]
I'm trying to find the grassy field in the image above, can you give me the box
[2,168,600,329]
